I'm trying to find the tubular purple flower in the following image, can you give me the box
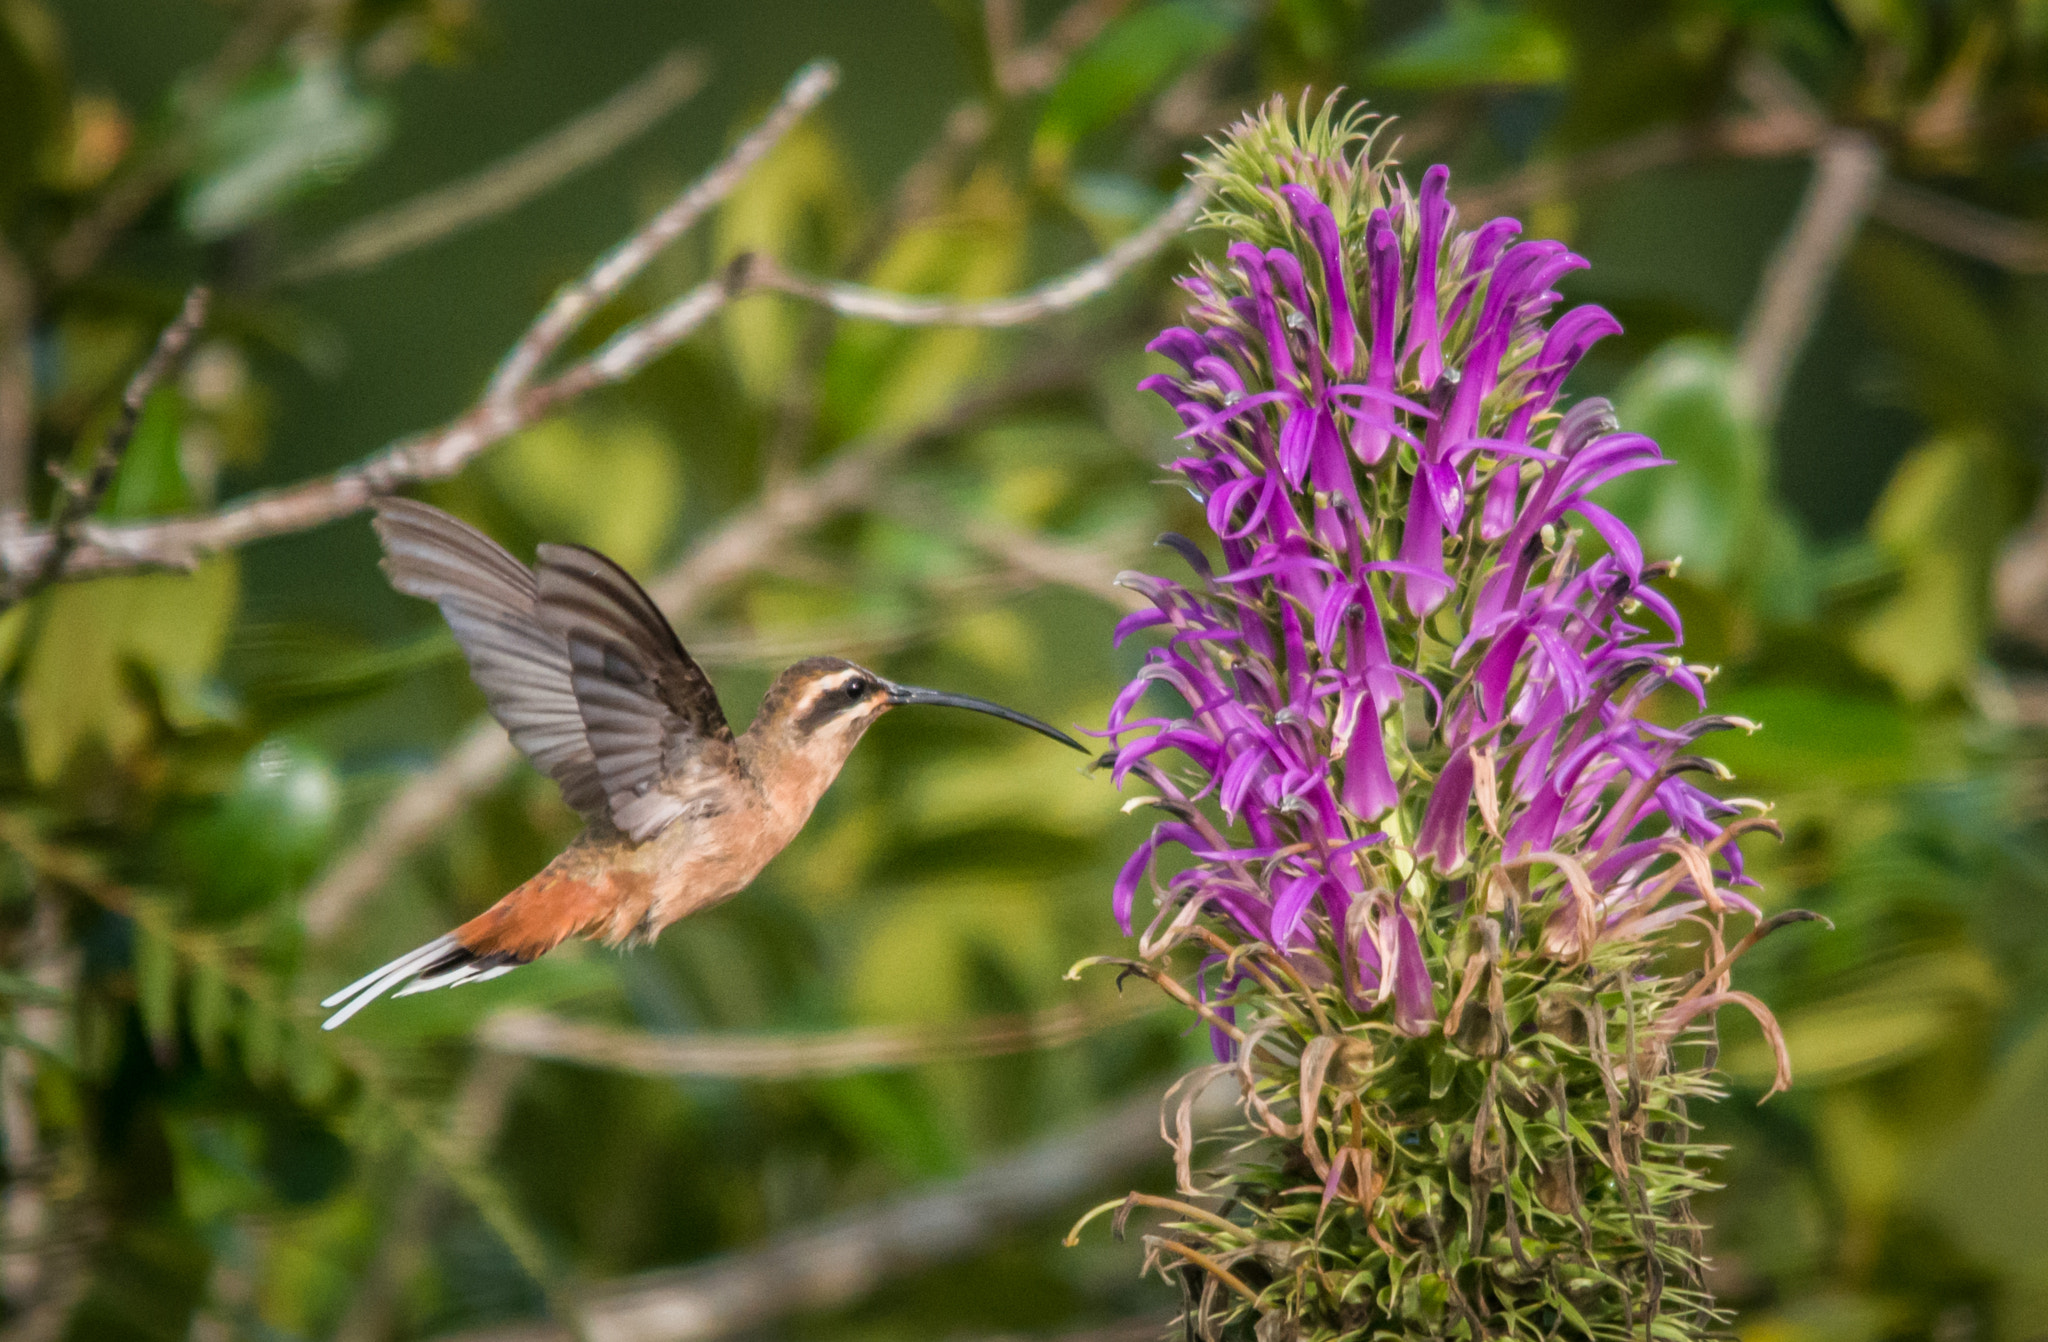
[1279,185,1357,374]
[1416,748,1476,870]
[1401,165,1451,388]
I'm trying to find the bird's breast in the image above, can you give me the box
[632,791,803,938]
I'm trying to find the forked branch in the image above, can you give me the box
[0,62,1198,588]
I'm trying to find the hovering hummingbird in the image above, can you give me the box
[321,499,1083,1029]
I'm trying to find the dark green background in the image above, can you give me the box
[4,1,2046,1340]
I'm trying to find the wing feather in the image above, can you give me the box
[371,500,609,820]
[535,543,735,842]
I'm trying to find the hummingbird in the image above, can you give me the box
[321,499,1083,1029]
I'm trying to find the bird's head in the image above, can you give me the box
[752,657,1083,779]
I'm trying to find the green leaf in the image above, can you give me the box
[487,414,684,571]
[1914,1017,2048,1287]
[163,1112,267,1225]
[133,906,178,1050]
[187,959,232,1067]
[713,120,857,401]
[1368,3,1572,90]
[1848,233,2018,430]
[181,51,390,239]
[17,556,239,783]
[100,386,192,519]
[1604,338,1763,585]
[1852,429,2027,699]
[1705,685,1916,788]
[180,736,339,920]
[822,169,1024,435]
[240,992,283,1082]
[1726,950,2003,1086]
[1032,0,1244,177]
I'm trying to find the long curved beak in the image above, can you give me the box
[883,682,1086,752]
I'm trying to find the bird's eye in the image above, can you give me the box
[842,677,871,701]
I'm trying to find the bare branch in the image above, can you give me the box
[1871,179,2048,273]
[1454,55,2048,280]
[479,1000,1153,1079]
[954,521,1148,612]
[1455,111,1824,221]
[984,0,1024,88]
[278,50,709,284]
[0,240,32,524]
[1733,131,1885,426]
[0,143,1193,586]
[1995,496,2048,651]
[484,60,840,406]
[1000,0,1137,95]
[889,488,1148,612]
[431,1085,1233,1342]
[10,285,211,603]
[754,182,1203,327]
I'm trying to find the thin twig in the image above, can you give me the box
[753,182,1202,326]
[1454,69,2048,282]
[1870,179,2048,272]
[484,60,839,406]
[430,1090,1228,1342]
[12,285,211,603]
[278,50,709,284]
[999,0,1137,95]
[478,1000,1153,1079]
[952,518,1148,613]
[1144,1237,1259,1302]
[1,897,78,1323]
[1733,130,1886,426]
[1456,110,1823,221]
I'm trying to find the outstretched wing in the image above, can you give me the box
[535,542,737,842]
[371,499,610,822]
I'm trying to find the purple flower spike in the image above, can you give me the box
[1107,108,1755,1053]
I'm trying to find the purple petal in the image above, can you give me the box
[1146,327,1210,374]
[1279,185,1358,374]
[1338,700,1399,819]
[1391,911,1438,1035]
[1228,242,1297,384]
[1417,748,1476,870]
[1401,166,1451,388]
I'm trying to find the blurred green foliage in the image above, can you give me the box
[1,2,2047,1341]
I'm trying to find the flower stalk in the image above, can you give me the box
[1078,95,1804,1341]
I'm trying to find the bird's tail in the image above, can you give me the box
[319,935,526,1030]
[320,861,617,1029]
